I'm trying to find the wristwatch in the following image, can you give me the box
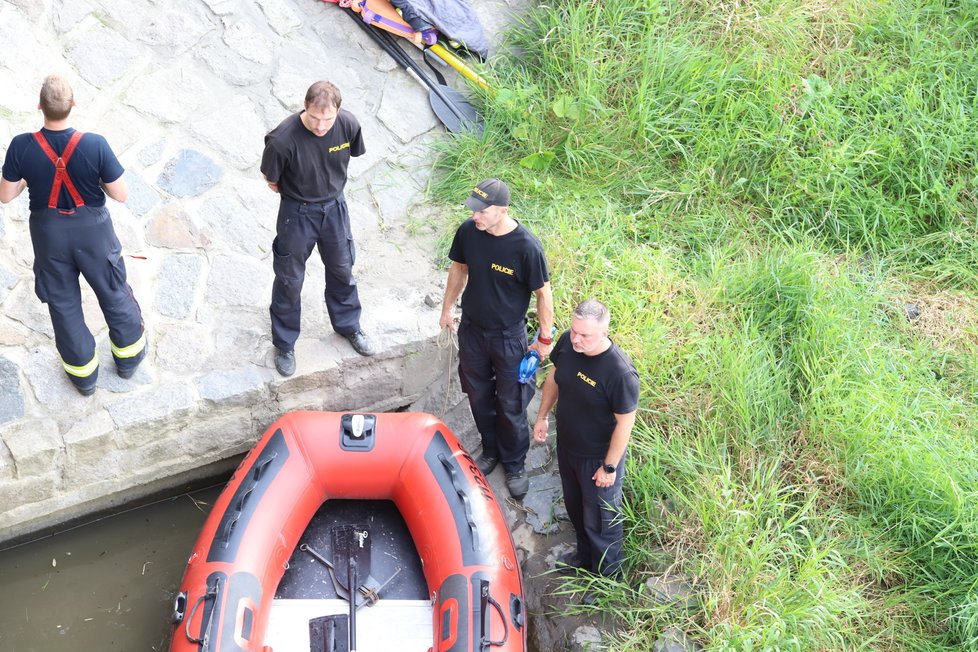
[602,463,616,474]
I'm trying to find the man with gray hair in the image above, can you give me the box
[533,299,639,582]
[261,80,376,376]
[1,74,146,395]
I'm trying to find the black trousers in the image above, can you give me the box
[270,196,362,352]
[29,206,145,388]
[457,318,534,473]
[556,445,625,577]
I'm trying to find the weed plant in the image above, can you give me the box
[430,0,978,648]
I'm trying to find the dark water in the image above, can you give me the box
[0,486,222,652]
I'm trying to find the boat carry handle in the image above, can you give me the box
[478,579,508,649]
[184,577,221,647]
[438,454,480,551]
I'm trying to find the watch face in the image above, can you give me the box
[603,464,615,473]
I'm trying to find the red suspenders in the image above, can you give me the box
[32,130,86,212]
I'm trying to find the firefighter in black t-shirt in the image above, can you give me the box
[260,81,376,377]
[439,178,555,499]
[0,75,146,396]
[533,299,640,582]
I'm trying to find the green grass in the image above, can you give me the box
[428,0,978,648]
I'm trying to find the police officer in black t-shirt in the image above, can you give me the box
[260,81,376,377]
[533,299,639,581]
[0,75,146,396]
[440,178,555,499]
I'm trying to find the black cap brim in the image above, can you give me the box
[464,196,492,211]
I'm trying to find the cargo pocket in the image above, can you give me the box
[33,267,49,304]
[106,249,128,291]
[271,236,301,304]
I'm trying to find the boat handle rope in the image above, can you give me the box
[438,454,480,551]
[479,580,508,649]
[184,577,221,647]
[217,453,278,549]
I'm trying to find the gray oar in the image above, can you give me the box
[343,7,482,135]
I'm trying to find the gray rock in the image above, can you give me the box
[0,357,25,425]
[204,254,270,308]
[377,71,440,143]
[195,33,271,87]
[22,347,98,407]
[653,627,703,652]
[200,0,236,16]
[257,0,303,36]
[0,264,18,303]
[136,139,165,168]
[194,367,266,406]
[571,625,604,652]
[145,204,211,249]
[199,193,274,258]
[188,96,266,170]
[53,0,95,35]
[221,17,274,65]
[123,67,209,124]
[523,472,564,534]
[644,574,697,611]
[137,7,217,54]
[154,322,214,374]
[155,254,204,319]
[123,170,161,218]
[64,27,140,88]
[157,150,224,198]
[368,163,424,226]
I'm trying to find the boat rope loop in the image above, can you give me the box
[438,453,480,552]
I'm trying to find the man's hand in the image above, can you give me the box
[439,311,458,333]
[532,417,549,443]
[592,466,616,488]
[528,340,554,359]
[266,181,279,193]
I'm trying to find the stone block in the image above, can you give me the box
[124,67,209,125]
[63,410,118,484]
[123,170,161,218]
[204,254,270,308]
[106,382,197,437]
[257,0,302,36]
[194,368,267,407]
[145,204,212,249]
[401,344,450,398]
[155,322,215,375]
[2,418,62,478]
[65,27,139,88]
[157,150,223,198]
[199,193,274,258]
[188,96,266,170]
[0,472,58,529]
[156,254,204,318]
[0,355,25,425]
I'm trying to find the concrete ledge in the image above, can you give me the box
[0,335,459,545]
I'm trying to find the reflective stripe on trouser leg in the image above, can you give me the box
[62,352,99,379]
[112,332,146,359]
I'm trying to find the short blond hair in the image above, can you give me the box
[39,75,74,121]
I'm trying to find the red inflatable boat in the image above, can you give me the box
[168,411,526,652]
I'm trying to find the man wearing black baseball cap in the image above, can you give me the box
[440,178,555,499]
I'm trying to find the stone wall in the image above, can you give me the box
[0,336,468,544]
